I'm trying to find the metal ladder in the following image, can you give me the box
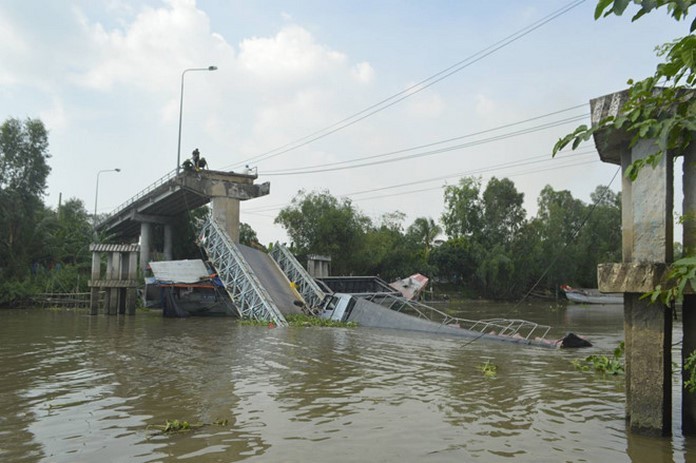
[269,243,328,314]
[198,216,288,326]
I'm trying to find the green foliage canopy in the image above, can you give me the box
[0,118,51,279]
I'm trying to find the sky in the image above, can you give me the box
[0,0,686,245]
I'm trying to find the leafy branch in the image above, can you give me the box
[553,1,696,181]
[642,256,696,304]
[555,1,696,306]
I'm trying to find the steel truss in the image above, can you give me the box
[198,216,287,326]
[269,243,328,314]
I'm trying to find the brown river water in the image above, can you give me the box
[0,302,693,462]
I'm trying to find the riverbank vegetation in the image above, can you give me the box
[0,115,621,307]
[275,181,621,300]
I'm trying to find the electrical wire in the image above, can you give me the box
[261,114,589,176]
[223,0,587,170]
[244,149,598,214]
[260,107,589,175]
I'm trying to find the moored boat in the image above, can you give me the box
[561,284,623,305]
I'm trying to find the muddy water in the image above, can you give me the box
[0,302,693,462]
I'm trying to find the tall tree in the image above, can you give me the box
[406,217,442,260]
[0,118,51,278]
[481,177,526,246]
[275,190,371,274]
[441,177,482,239]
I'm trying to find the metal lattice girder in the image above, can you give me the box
[198,216,287,326]
[269,243,328,313]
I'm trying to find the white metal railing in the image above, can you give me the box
[363,293,551,341]
[96,169,178,227]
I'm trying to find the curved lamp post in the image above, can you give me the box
[176,65,217,175]
[94,168,121,228]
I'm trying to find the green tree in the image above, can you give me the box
[275,190,371,274]
[532,185,588,289]
[429,237,478,285]
[441,177,482,239]
[359,212,422,280]
[0,118,51,279]
[42,198,93,266]
[481,177,526,245]
[239,222,261,248]
[406,217,442,260]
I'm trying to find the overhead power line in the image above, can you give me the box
[224,0,587,170]
[260,113,589,176]
[244,149,597,214]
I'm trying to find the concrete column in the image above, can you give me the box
[623,140,673,436]
[90,251,101,315]
[592,90,674,436]
[107,253,121,315]
[682,146,696,434]
[140,222,152,271]
[164,224,174,260]
[128,251,139,315]
[624,294,672,435]
[128,251,138,280]
[211,196,241,243]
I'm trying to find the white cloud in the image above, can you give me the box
[0,16,28,86]
[39,98,68,132]
[238,25,346,84]
[475,94,496,116]
[351,61,374,83]
[77,0,233,92]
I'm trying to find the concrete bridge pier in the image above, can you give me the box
[592,90,674,436]
[140,222,152,273]
[138,220,175,272]
[212,196,241,243]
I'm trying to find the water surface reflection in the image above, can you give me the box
[0,303,691,462]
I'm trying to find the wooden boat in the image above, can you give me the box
[561,284,623,305]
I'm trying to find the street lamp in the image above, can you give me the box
[176,65,217,175]
[94,168,121,227]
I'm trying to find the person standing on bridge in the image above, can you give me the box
[191,148,208,171]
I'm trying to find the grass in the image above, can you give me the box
[239,314,357,328]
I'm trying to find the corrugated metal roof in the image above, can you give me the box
[149,259,210,284]
[89,243,140,252]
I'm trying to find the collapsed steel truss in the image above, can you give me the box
[269,243,327,314]
[198,216,288,326]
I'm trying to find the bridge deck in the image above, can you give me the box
[96,170,269,241]
[238,245,304,315]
